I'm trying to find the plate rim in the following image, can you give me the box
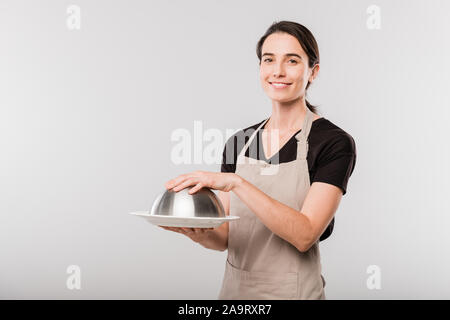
[129,212,239,220]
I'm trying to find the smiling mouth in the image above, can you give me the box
[269,82,292,84]
[269,82,292,88]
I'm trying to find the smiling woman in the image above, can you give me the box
[257,23,320,113]
[163,20,357,301]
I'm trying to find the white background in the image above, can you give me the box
[1,0,449,299]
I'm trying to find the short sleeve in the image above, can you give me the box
[312,133,356,195]
[221,135,237,173]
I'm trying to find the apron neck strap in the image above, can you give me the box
[294,107,314,143]
[237,117,269,159]
[237,107,315,160]
[295,107,314,160]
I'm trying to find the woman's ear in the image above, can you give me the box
[309,64,320,83]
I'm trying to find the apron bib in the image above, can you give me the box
[218,108,326,300]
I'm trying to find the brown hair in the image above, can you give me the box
[256,21,320,113]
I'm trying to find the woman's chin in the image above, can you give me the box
[268,95,295,103]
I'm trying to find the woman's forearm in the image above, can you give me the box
[231,175,312,252]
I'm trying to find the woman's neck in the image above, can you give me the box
[265,99,309,131]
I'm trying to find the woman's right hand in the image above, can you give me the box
[159,226,215,243]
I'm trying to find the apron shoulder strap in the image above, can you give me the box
[237,118,269,159]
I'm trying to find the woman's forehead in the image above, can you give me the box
[262,33,306,57]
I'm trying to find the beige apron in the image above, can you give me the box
[218,108,326,300]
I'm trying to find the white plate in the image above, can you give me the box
[129,211,240,228]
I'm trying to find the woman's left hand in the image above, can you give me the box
[165,171,241,194]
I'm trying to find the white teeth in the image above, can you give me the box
[271,83,289,87]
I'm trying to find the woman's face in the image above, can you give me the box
[259,32,318,103]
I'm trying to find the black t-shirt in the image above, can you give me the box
[221,116,357,242]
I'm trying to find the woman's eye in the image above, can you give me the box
[263,58,297,64]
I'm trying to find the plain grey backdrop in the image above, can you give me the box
[1,0,449,299]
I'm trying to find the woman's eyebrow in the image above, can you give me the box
[262,53,302,59]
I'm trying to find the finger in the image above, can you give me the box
[169,227,187,234]
[173,179,197,192]
[166,173,197,190]
[181,227,194,234]
[160,226,180,233]
[165,175,185,189]
[165,179,177,189]
[188,183,203,194]
[172,178,197,192]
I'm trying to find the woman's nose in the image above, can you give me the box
[273,63,285,77]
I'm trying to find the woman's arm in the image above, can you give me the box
[232,177,342,252]
[164,171,342,252]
